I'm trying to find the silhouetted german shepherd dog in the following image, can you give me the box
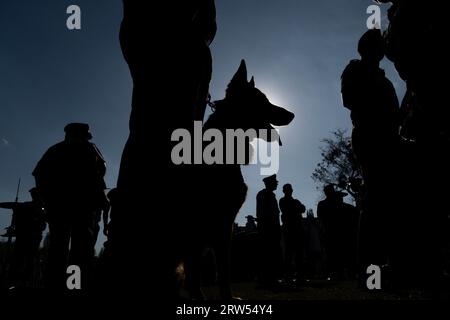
[179,60,294,300]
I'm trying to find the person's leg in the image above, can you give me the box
[69,210,96,290]
[283,233,294,281]
[295,235,305,282]
[8,236,26,287]
[46,216,71,289]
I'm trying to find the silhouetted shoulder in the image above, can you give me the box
[316,200,327,218]
[341,59,361,79]
[295,199,306,213]
[43,141,66,154]
[256,189,266,200]
[32,141,65,175]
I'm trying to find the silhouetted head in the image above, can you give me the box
[358,29,384,63]
[213,60,294,143]
[245,215,256,222]
[29,187,40,202]
[324,184,335,198]
[263,174,278,191]
[282,183,293,196]
[64,123,92,141]
[324,184,348,200]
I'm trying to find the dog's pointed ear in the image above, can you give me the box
[229,59,248,86]
[226,60,248,98]
[249,76,255,88]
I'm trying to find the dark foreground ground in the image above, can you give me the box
[202,280,441,300]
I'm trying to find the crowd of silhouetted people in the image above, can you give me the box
[1,0,450,299]
[229,176,359,290]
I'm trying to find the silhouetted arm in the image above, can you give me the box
[102,202,110,236]
[296,200,306,215]
[341,61,364,112]
[0,202,17,209]
[279,198,286,225]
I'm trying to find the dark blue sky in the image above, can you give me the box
[0,1,405,246]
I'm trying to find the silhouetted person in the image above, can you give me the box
[112,0,217,294]
[256,174,283,287]
[380,0,450,291]
[279,184,305,283]
[32,123,107,289]
[341,29,400,276]
[317,185,346,279]
[245,215,257,233]
[336,192,359,279]
[0,188,46,288]
[303,210,322,279]
[341,28,400,183]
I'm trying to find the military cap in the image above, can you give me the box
[64,123,93,140]
[262,174,278,184]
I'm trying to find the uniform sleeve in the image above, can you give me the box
[256,192,262,220]
[341,61,364,112]
[297,200,306,214]
[317,202,323,220]
[32,147,56,194]
[0,202,17,209]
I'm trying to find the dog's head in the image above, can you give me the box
[213,60,295,143]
